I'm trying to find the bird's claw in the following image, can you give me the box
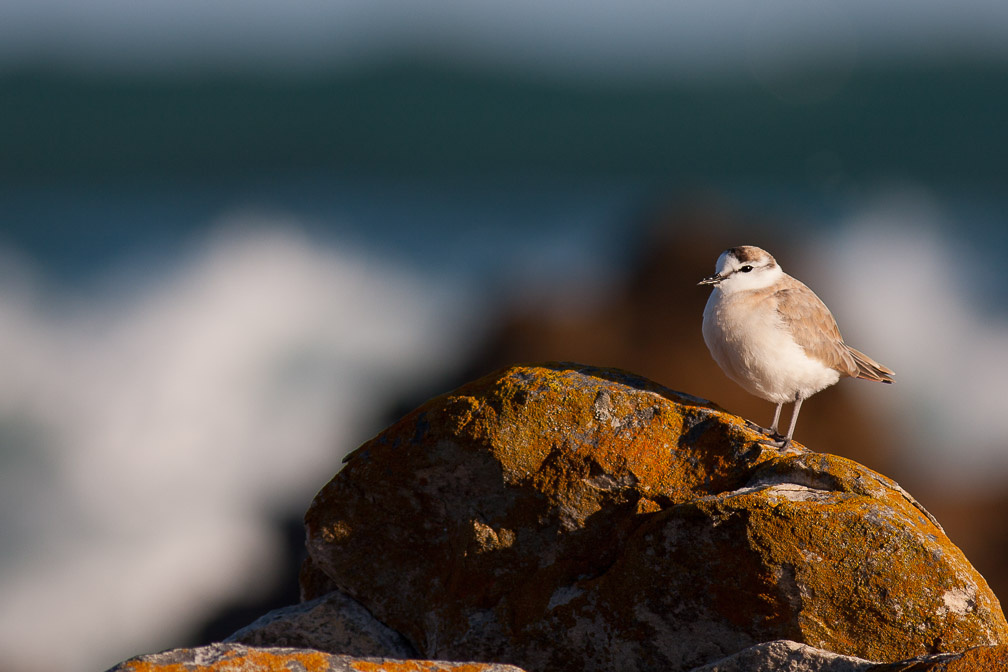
[745,420,791,448]
[745,419,779,437]
[768,436,791,450]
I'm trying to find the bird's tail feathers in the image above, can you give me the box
[847,346,895,383]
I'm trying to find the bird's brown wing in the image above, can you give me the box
[846,345,895,383]
[773,279,861,378]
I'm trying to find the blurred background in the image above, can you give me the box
[1,2,1007,670]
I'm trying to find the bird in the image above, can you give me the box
[698,245,894,447]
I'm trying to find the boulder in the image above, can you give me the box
[691,641,1008,672]
[105,643,524,672]
[689,640,875,672]
[867,644,1008,671]
[303,363,1008,671]
[103,641,1008,672]
[225,589,417,658]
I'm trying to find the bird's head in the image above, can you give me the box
[698,245,783,294]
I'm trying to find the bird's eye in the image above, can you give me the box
[740,265,753,273]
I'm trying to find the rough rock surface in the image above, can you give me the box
[690,641,1008,672]
[868,644,1008,671]
[303,363,1008,672]
[690,640,876,672]
[225,589,417,658]
[106,643,524,672]
[104,641,1008,672]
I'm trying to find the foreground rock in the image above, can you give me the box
[225,590,417,658]
[104,641,1008,672]
[302,363,1007,671]
[868,645,1008,671]
[691,640,875,671]
[693,641,1008,672]
[106,643,524,672]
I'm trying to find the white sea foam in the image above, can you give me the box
[0,215,478,672]
[801,189,1008,488]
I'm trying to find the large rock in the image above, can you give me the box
[225,589,417,658]
[691,641,1008,672]
[690,640,875,672]
[867,645,1008,671]
[106,643,524,672]
[103,640,1008,672]
[303,363,1008,672]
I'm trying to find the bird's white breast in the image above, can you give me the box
[702,288,840,404]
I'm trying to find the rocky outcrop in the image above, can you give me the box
[301,363,1007,672]
[225,589,417,658]
[691,641,1008,672]
[690,640,876,672]
[106,643,524,672]
[867,644,1008,671]
[105,363,1008,672]
[104,642,1008,672]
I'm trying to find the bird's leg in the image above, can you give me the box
[776,395,805,449]
[770,403,783,435]
[746,403,783,437]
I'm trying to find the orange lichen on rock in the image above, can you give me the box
[869,644,1008,670]
[947,644,1008,670]
[109,644,525,672]
[302,363,1008,672]
[350,662,506,672]
[118,646,332,672]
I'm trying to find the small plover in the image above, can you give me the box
[698,245,893,447]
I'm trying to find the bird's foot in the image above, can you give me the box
[765,435,806,454]
[745,419,779,437]
[768,436,791,450]
[745,419,797,450]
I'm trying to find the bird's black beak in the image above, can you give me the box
[697,273,723,286]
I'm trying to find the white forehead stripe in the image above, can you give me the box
[715,250,733,274]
